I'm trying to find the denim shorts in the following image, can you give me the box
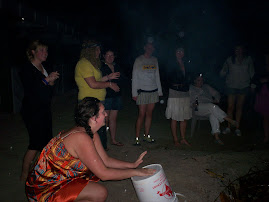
[104,96,123,110]
[226,87,249,95]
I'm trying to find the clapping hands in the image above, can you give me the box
[108,72,120,80]
[47,71,60,84]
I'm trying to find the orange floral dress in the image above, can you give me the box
[26,132,100,201]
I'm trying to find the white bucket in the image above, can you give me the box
[131,164,178,202]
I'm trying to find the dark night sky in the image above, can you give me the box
[20,0,269,49]
[22,0,269,40]
[13,0,269,75]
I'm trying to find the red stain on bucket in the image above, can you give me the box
[131,164,178,202]
[157,184,173,198]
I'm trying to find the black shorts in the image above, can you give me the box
[104,96,123,110]
[22,107,52,151]
[226,87,249,95]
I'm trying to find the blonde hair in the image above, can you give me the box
[26,40,47,62]
[80,40,101,70]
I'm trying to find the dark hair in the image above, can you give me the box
[192,72,205,84]
[74,97,100,138]
[102,47,117,57]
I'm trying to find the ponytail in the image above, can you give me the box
[75,97,100,138]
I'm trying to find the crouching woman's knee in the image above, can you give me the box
[75,182,108,202]
[95,185,108,202]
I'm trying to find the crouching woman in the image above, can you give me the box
[26,97,155,201]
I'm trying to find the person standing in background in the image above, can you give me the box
[20,40,60,181]
[253,53,269,143]
[101,48,123,146]
[165,47,192,147]
[132,42,163,146]
[74,40,120,150]
[220,45,255,136]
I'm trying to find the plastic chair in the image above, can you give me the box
[190,109,209,137]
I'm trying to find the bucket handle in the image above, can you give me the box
[175,192,187,202]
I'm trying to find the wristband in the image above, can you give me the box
[42,78,49,85]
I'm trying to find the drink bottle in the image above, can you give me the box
[195,97,199,111]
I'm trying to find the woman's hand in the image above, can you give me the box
[133,151,147,168]
[109,82,120,92]
[135,168,156,177]
[173,84,183,87]
[109,72,120,80]
[260,78,269,83]
[192,103,197,108]
[47,71,60,83]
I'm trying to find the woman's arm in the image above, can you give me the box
[205,84,221,102]
[155,60,163,96]
[45,71,60,86]
[132,58,140,99]
[100,72,120,82]
[93,133,145,169]
[248,56,255,79]
[84,76,119,92]
[21,64,52,102]
[100,75,110,82]
[189,85,197,105]
[66,132,153,181]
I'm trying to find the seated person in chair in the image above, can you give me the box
[189,73,238,145]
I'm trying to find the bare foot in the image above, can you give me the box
[111,141,124,146]
[174,141,180,147]
[181,139,191,146]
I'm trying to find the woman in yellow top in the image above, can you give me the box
[75,40,120,150]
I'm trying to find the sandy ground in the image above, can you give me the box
[1,83,269,202]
